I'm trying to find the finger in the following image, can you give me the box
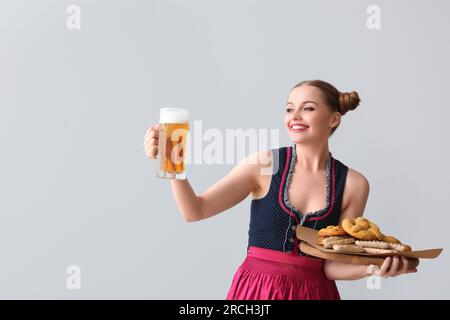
[407,267,418,274]
[150,137,159,146]
[143,136,159,147]
[150,130,159,139]
[144,140,155,152]
[400,256,409,273]
[391,256,408,277]
[388,256,400,276]
[144,145,156,159]
[145,125,159,138]
[377,257,391,277]
[144,144,150,155]
[145,126,153,138]
[149,146,158,159]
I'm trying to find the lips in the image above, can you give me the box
[289,122,309,134]
[290,123,309,131]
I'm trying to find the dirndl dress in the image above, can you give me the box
[226,145,349,300]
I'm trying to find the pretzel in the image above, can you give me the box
[389,243,412,252]
[380,234,401,244]
[363,248,397,255]
[323,238,355,249]
[355,240,390,249]
[321,236,352,247]
[332,244,365,253]
[317,236,327,245]
[341,217,383,240]
[318,225,347,237]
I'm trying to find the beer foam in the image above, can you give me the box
[159,107,189,123]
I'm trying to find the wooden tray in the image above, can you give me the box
[300,242,419,268]
[296,225,442,267]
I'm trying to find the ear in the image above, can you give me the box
[329,112,341,129]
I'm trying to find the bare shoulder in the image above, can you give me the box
[239,150,273,199]
[248,149,272,161]
[341,167,370,216]
[238,150,272,178]
[346,167,370,191]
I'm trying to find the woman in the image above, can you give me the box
[143,80,418,300]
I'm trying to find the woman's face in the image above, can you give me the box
[284,85,340,144]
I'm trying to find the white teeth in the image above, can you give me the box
[291,125,307,130]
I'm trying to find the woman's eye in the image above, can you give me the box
[286,106,314,112]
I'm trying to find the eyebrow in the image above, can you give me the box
[286,100,318,106]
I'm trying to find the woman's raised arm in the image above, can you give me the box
[144,124,269,222]
[171,151,269,222]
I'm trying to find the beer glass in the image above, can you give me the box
[156,107,189,179]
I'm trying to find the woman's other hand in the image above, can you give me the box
[368,256,418,278]
[143,124,159,159]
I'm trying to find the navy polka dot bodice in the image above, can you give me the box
[247,144,349,256]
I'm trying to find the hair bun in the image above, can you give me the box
[338,91,360,115]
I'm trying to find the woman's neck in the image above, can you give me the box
[294,142,330,172]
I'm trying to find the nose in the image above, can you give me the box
[291,108,303,120]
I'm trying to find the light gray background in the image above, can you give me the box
[1,0,449,299]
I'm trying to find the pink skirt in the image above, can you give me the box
[226,246,340,300]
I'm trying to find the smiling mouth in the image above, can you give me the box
[290,124,309,132]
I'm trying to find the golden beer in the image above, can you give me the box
[157,108,189,179]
